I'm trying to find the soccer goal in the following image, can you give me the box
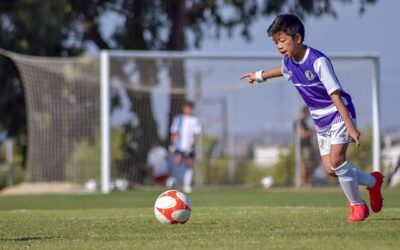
[2,49,381,193]
[100,50,381,192]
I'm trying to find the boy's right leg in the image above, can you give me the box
[183,157,193,193]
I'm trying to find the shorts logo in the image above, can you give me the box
[304,70,315,80]
[319,137,328,150]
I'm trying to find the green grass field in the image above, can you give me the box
[0,188,399,249]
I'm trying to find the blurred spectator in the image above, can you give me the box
[388,156,400,187]
[298,106,319,187]
[147,141,169,185]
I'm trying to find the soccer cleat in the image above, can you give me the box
[347,202,369,222]
[367,172,384,213]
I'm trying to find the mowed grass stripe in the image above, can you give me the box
[0,188,399,210]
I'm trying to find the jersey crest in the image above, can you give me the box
[304,70,315,81]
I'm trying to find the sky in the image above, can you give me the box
[195,0,399,133]
[98,0,399,144]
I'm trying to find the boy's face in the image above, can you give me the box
[272,31,303,58]
[182,104,192,115]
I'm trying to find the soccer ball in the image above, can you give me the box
[154,189,192,224]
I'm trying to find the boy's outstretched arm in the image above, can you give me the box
[330,90,360,146]
[240,66,283,84]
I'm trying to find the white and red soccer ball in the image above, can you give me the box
[154,189,192,224]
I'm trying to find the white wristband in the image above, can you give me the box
[255,70,265,83]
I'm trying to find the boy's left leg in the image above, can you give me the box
[183,157,194,193]
[367,171,384,212]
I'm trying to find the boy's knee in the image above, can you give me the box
[330,157,346,168]
[322,161,337,177]
[327,169,337,177]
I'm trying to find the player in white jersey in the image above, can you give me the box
[241,14,383,222]
[170,100,201,193]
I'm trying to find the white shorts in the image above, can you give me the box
[316,120,355,156]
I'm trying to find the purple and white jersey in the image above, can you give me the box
[281,47,356,131]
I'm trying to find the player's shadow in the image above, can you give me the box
[0,236,55,242]
[374,218,400,221]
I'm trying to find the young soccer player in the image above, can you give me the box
[241,14,383,222]
[170,100,201,193]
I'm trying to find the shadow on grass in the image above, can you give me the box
[374,218,400,221]
[0,236,55,241]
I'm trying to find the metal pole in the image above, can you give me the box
[221,99,228,156]
[371,58,381,172]
[227,97,236,184]
[6,139,14,187]
[294,118,301,188]
[294,97,302,188]
[194,71,204,186]
[100,50,111,194]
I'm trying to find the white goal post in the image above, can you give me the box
[100,50,381,193]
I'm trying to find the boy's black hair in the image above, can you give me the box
[267,14,305,42]
[183,100,194,108]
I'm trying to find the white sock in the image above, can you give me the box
[332,161,364,205]
[348,163,376,188]
[183,168,193,188]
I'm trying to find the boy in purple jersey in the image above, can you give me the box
[241,14,383,222]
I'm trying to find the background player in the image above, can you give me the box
[241,14,384,222]
[297,106,319,187]
[170,100,201,193]
[147,140,169,186]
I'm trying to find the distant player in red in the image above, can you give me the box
[241,14,383,222]
[147,141,169,185]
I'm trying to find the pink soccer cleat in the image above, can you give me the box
[347,202,369,222]
[367,172,384,213]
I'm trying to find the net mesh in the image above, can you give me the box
[5,51,375,187]
[9,53,100,183]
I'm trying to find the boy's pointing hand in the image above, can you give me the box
[240,72,256,84]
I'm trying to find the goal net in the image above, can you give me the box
[5,51,100,184]
[3,50,380,192]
